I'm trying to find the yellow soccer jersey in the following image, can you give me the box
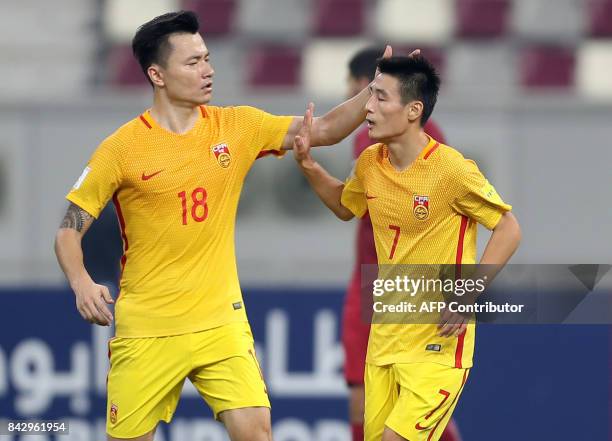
[341,136,512,368]
[67,106,292,337]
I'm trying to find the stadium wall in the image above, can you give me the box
[0,288,609,441]
[0,95,611,286]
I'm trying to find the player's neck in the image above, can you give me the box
[387,129,429,171]
[150,95,201,135]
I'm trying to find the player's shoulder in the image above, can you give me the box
[207,105,264,119]
[204,105,270,130]
[436,144,467,163]
[435,144,481,178]
[99,116,143,151]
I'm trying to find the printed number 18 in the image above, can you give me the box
[178,187,208,225]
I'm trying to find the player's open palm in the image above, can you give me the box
[74,279,114,326]
[293,102,315,168]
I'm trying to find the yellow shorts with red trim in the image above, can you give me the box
[364,362,469,441]
[106,321,268,438]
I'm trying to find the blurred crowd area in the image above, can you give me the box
[2,0,612,99]
[1,0,612,286]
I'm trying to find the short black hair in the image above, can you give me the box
[132,11,199,86]
[348,47,384,82]
[377,55,440,126]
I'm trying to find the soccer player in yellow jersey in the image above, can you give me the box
[293,56,521,441]
[54,11,389,441]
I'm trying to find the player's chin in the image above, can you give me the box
[368,127,383,142]
[193,89,212,105]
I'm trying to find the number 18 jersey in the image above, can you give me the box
[66,106,292,337]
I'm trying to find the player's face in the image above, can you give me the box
[157,32,214,105]
[365,74,414,142]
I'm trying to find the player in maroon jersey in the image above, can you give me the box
[342,47,462,441]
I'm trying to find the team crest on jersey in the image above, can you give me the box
[413,195,430,220]
[110,403,118,424]
[212,142,231,168]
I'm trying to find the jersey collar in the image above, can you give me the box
[418,135,440,160]
[138,106,208,135]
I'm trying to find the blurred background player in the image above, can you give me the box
[293,55,521,441]
[343,47,461,441]
[54,10,387,441]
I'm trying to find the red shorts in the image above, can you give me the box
[342,275,371,385]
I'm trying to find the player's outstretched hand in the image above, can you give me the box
[374,46,420,79]
[374,45,393,79]
[293,102,315,168]
[73,279,114,326]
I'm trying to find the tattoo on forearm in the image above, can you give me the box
[60,203,93,232]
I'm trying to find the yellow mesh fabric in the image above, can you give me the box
[342,137,511,368]
[67,106,292,337]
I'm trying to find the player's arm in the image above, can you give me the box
[479,211,521,266]
[439,211,521,337]
[293,103,354,221]
[283,83,372,148]
[439,166,521,336]
[55,203,114,326]
[281,46,402,149]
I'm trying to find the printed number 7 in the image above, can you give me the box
[389,225,400,259]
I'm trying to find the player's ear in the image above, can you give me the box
[406,100,423,124]
[148,64,165,88]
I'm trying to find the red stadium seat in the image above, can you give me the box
[183,0,236,36]
[588,0,612,37]
[456,0,510,38]
[108,45,148,87]
[248,46,302,87]
[520,47,576,88]
[314,0,365,36]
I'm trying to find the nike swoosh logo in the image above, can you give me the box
[366,193,377,200]
[415,422,428,431]
[141,170,164,181]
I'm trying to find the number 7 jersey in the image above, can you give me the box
[341,137,512,368]
[66,106,292,337]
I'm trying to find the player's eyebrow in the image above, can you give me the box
[185,51,210,61]
[371,85,388,98]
